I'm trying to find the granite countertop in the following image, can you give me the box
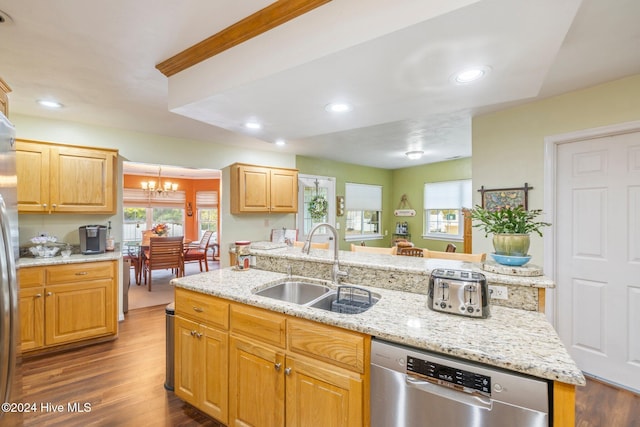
[17,250,122,268]
[250,246,555,288]
[171,267,585,386]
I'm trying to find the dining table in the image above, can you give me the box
[125,237,192,285]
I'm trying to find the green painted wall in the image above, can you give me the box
[295,156,394,250]
[473,73,640,263]
[392,158,472,251]
[296,156,472,251]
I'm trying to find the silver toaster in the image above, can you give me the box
[427,269,490,318]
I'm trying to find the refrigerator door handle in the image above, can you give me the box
[0,195,17,405]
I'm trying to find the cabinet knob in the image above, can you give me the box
[42,203,47,208]
[274,363,282,371]
[284,368,292,376]
[52,204,57,208]
[35,293,42,298]
[46,292,53,296]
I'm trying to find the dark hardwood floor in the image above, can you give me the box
[18,305,639,426]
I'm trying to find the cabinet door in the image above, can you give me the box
[44,278,116,345]
[229,336,285,427]
[269,168,298,213]
[201,324,229,424]
[285,355,363,427]
[234,165,270,213]
[19,287,44,351]
[49,145,116,213]
[174,316,200,406]
[16,141,50,213]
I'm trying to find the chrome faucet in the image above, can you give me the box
[303,223,348,285]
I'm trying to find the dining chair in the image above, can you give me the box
[350,244,397,255]
[184,231,213,272]
[424,250,486,262]
[142,236,184,291]
[293,241,330,249]
[397,247,425,257]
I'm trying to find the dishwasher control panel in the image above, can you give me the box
[407,355,491,396]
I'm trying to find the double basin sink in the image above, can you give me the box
[253,278,380,314]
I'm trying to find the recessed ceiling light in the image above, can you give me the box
[244,121,262,130]
[275,139,286,146]
[325,102,352,113]
[451,66,491,84]
[405,151,424,160]
[37,99,63,109]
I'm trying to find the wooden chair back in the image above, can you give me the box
[445,243,457,252]
[148,236,184,272]
[397,247,425,257]
[350,244,397,255]
[195,230,214,251]
[424,249,486,262]
[141,230,155,246]
[293,241,330,249]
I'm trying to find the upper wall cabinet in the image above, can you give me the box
[16,140,118,214]
[230,163,298,214]
[0,77,11,117]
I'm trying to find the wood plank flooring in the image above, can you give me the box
[19,305,639,426]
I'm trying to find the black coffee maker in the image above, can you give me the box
[79,225,107,254]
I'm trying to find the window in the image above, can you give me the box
[123,188,186,243]
[423,180,471,240]
[344,183,382,241]
[196,191,218,242]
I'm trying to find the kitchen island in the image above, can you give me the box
[171,256,584,426]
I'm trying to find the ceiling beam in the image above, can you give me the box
[156,0,332,77]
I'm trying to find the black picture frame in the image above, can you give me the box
[478,183,532,210]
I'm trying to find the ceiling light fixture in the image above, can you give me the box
[244,121,262,130]
[405,151,424,160]
[141,166,178,200]
[451,66,491,84]
[275,139,286,146]
[37,99,63,109]
[325,102,352,113]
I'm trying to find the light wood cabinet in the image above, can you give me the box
[16,139,117,214]
[230,163,298,214]
[228,302,367,427]
[174,288,229,424]
[17,260,118,352]
[0,77,10,117]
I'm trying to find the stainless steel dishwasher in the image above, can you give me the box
[371,338,550,427]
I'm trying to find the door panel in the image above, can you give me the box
[556,131,640,391]
[297,175,336,245]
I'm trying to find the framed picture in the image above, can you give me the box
[478,183,532,211]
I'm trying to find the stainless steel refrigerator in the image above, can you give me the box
[0,110,21,426]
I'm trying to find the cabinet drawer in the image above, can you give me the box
[46,261,115,284]
[175,288,229,330]
[288,318,366,373]
[230,303,286,348]
[18,267,45,288]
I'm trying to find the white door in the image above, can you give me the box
[555,130,640,392]
[297,175,336,247]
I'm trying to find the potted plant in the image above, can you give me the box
[469,205,550,257]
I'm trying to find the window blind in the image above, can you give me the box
[123,188,186,208]
[423,180,472,209]
[196,191,218,208]
[345,183,382,211]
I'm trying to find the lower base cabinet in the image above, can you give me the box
[18,261,117,353]
[173,289,368,427]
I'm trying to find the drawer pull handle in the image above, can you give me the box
[75,272,88,276]
[274,363,282,371]
[192,306,204,313]
[284,368,292,376]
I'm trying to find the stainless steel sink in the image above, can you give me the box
[253,280,332,304]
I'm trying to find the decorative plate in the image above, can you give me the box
[490,253,532,267]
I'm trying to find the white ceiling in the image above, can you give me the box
[0,0,639,172]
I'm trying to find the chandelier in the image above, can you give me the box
[141,166,178,198]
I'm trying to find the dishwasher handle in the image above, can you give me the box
[406,375,493,410]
